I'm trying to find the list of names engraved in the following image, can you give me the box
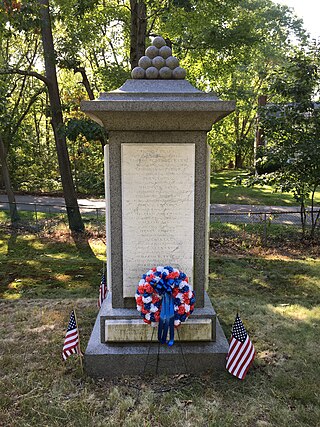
[121,143,195,297]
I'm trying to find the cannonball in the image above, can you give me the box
[172,66,186,79]
[165,55,179,70]
[138,55,152,69]
[152,55,166,69]
[159,45,172,59]
[131,66,145,79]
[145,45,159,59]
[159,66,172,79]
[152,36,166,48]
[145,66,159,79]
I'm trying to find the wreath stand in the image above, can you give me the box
[142,327,188,375]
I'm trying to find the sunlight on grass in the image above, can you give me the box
[0,229,104,299]
[25,260,41,267]
[270,304,320,322]
[0,211,8,221]
[89,240,106,260]
[8,280,23,290]
[224,223,241,231]
[41,253,85,260]
[252,277,271,289]
[0,235,9,255]
[210,170,320,206]
[2,290,21,300]
[30,241,45,250]
[53,273,72,282]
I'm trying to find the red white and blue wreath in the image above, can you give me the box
[135,266,195,346]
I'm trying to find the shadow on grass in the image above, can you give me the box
[209,256,320,304]
[0,296,319,426]
[212,297,320,408]
[71,230,96,259]
[0,226,102,299]
[210,170,301,206]
[7,227,18,256]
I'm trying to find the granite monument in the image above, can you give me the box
[81,37,235,377]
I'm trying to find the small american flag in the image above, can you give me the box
[62,310,80,361]
[98,270,107,309]
[226,313,255,380]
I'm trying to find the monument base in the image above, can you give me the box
[85,299,229,378]
[100,292,217,343]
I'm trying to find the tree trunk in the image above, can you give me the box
[130,0,147,69]
[0,134,20,223]
[235,151,244,169]
[39,0,84,231]
[74,67,95,100]
[300,199,307,238]
[0,164,4,189]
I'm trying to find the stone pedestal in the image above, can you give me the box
[81,79,235,377]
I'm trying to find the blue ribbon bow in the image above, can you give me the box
[158,292,175,346]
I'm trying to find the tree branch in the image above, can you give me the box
[74,67,95,100]
[0,68,50,87]
[12,87,46,136]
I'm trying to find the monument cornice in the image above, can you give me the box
[81,79,235,131]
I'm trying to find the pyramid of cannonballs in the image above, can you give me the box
[131,36,187,80]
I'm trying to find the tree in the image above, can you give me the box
[0,0,313,202]
[0,134,20,221]
[0,0,85,231]
[155,0,308,169]
[254,45,320,238]
[38,0,84,231]
[0,5,44,223]
[130,0,147,69]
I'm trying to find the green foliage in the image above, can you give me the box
[156,0,307,168]
[0,0,316,197]
[65,118,106,143]
[253,45,320,236]
[55,0,131,93]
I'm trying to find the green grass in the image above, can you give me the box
[0,223,319,426]
[0,225,105,300]
[210,170,320,206]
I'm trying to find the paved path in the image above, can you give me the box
[0,194,301,213]
[210,203,300,214]
[0,194,105,213]
[1,194,315,226]
[210,203,303,225]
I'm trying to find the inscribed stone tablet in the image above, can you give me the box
[121,143,195,297]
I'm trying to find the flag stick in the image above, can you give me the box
[73,309,84,375]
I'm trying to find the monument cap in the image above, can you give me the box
[131,36,186,80]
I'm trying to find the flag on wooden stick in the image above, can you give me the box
[226,313,255,380]
[98,266,107,309]
[62,310,80,361]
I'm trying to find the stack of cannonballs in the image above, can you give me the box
[131,36,187,80]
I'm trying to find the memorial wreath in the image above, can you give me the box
[135,266,195,346]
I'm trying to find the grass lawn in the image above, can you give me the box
[210,170,320,206]
[0,223,319,426]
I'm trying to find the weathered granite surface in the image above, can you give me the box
[85,312,229,378]
[105,318,213,342]
[121,143,195,298]
[102,132,209,309]
[100,292,217,343]
[81,71,235,377]
[81,80,235,131]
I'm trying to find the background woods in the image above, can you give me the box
[0,0,318,227]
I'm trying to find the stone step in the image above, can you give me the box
[100,292,217,343]
[85,315,229,378]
